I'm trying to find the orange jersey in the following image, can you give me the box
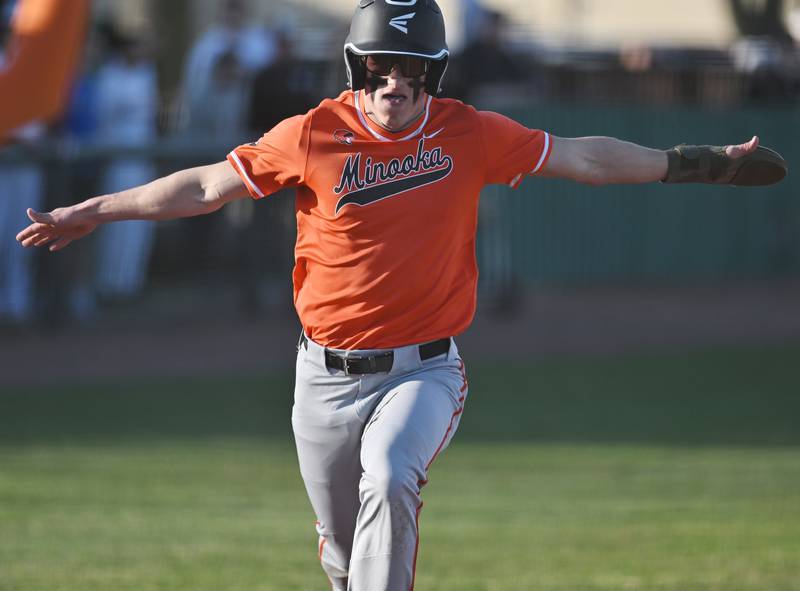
[228,90,551,349]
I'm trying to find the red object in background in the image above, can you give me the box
[0,0,90,139]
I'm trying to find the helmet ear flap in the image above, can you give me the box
[425,56,448,96]
[345,48,366,91]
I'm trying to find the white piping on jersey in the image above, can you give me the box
[354,90,432,142]
[530,132,551,174]
[508,132,551,187]
[228,149,265,198]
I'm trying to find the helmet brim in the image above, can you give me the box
[344,41,449,61]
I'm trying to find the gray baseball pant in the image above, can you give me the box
[292,335,468,591]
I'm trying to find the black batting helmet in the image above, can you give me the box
[344,0,449,96]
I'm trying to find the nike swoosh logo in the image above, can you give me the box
[423,127,445,139]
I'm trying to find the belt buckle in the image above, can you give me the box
[341,354,378,375]
[342,356,353,376]
[342,355,367,376]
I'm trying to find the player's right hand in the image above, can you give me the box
[16,207,97,252]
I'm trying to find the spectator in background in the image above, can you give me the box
[180,0,276,131]
[177,0,280,284]
[0,6,45,328]
[459,0,490,51]
[0,123,45,328]
[50,21,105,323]
[728,0,800,102]
[447,9,533,105]
[183,47,259,309]
[249,30,316,134]
[446,9,537,312]
[226,30,315,316]
[187,49,250,140]
[730,0,794,44]
[92,21,159,301]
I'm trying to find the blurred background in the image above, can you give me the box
[0,0,799,381]
[1,2,799,590]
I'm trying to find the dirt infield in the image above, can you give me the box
[2,279,799,389]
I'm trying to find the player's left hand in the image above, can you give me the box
[664,135,787,186]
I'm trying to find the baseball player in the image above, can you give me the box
[16,1,786,589]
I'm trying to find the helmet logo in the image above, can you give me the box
[389,12,416,34]
[386,0,417,5]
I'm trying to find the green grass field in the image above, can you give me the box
[1,344,799,590]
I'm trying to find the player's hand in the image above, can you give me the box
[16,207,97,251]
[726,135,759,159]
[665,135,785,186]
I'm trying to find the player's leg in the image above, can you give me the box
[348,349,468,591]
[292,337,364,590]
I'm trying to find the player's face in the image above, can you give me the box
[362,55,429,131]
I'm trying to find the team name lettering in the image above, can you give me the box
[333,137,452,195]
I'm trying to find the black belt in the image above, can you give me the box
[301,335,450,375]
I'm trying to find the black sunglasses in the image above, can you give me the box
[362,54,430,78]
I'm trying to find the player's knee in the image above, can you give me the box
[360,469,417,505]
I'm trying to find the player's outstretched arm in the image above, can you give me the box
[17,161,249,252]
[540,135,770,186]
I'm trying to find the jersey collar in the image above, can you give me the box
[354,90,432,142]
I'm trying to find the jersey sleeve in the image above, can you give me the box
[477,110,552,188]
[227,112,311,198]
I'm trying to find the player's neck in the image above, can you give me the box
[363,94,426,133]
[366,109,425,132]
